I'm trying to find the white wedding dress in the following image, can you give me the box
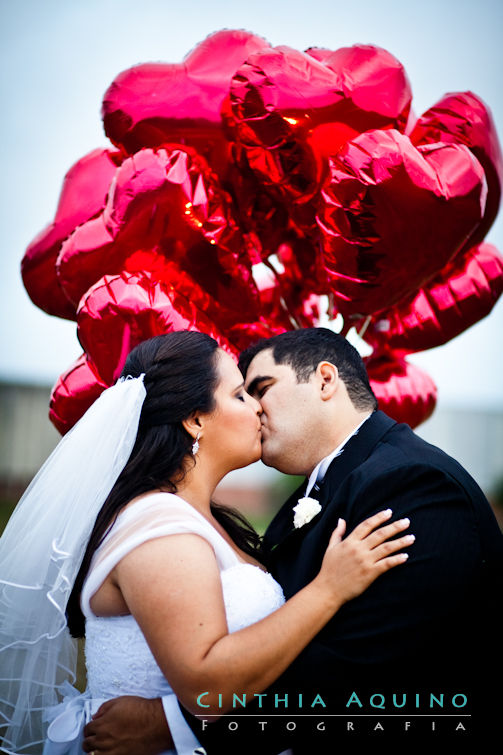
[43,493,287,755]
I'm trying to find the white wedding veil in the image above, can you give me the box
[0,375,146,754]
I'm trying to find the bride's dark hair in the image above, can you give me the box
[67,330,261,638]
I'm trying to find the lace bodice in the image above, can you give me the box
[82,493,285,699]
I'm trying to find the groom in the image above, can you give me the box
[83,328,503,752]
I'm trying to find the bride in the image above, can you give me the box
[0,331,411,754]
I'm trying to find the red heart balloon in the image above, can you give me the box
[220,147,292,261]
[52,276,285,434]
[364,242,503,354]
[318,129,487,317]
[123,254,253,334]
[77,271,236,384]
[57,146,260,323]
[49,354,107,435]
[19,31,503,437]
[228,44,411,216]
[322,45,412,129]
[102,29,270,179]
[22,148,121,320]
[411,91,503,250]
[366,352,437,428]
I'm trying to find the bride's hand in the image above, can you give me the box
[316,509,413,604]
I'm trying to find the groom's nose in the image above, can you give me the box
[251,395,262,415]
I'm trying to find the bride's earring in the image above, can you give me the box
[192,432,201,455]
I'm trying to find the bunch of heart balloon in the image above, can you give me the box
[21,30,503,434]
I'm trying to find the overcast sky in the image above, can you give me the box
[0,0,502,409]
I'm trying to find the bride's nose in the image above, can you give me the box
[251,395,262,415]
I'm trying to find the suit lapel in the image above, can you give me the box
[317,410,396,508]
[263,411,396,556]
[262,478,307,554]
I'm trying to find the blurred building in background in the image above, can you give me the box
[1,380,502,529]
[0,382,60,498]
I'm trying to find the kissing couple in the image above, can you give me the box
[1,328,501,754]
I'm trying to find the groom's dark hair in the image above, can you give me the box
[239,328,377,412]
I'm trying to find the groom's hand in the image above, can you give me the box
[83,696,173,754]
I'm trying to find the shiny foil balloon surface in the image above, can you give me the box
[227,44,412,241]
[20,30,502,432]
[22,148,122,320]
[318,130,487,317]
[366,353,437,429]
[411,92,503,250]
[77,271,236,384]
[102,29,270,178]
[229,44,411,203]
[49,355,107,435]
[365,243,503,354]
[56,145,259,328]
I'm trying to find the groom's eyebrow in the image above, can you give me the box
[246,375,272,396]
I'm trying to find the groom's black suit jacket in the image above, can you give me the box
[188,411,503,751]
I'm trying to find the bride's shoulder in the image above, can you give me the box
[101,492,240,572]
[98,492,206,554]
[123,489,179,510]
[117,490,199,525]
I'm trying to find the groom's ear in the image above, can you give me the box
[316,361,339,401]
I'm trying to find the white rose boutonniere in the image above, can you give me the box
[293,497,322,529]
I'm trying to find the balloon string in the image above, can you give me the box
[278,297,301,329]
[358,315,372,339]
[327,293,336,319]
[263,257,279,281]
[263,258,302,329]
[263,257,281,278]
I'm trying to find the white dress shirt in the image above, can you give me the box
[161,695,204,755]
[304,413,372,498]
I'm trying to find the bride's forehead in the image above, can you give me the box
[215,349,241,381]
